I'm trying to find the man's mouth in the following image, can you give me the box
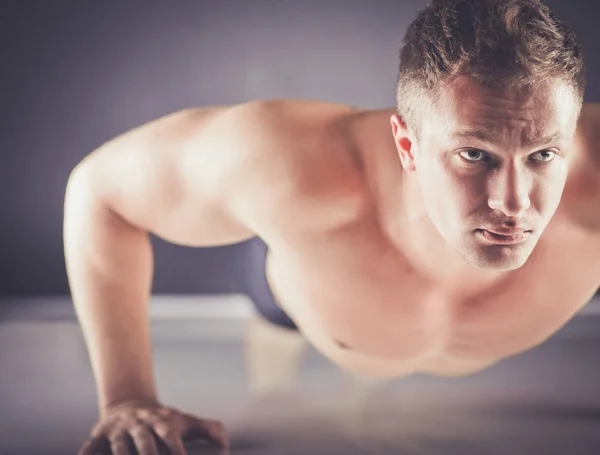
[476,229,530,244]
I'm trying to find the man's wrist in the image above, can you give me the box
[101,396,161,419]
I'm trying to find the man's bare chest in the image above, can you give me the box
[265,219,600,377]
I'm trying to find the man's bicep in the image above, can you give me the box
[70,107,260,247]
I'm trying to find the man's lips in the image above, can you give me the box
[482,227,529,236]
[476,229,530,244]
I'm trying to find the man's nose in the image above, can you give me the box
[487,164,531,217]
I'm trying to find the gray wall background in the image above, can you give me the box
[1,0,599,298]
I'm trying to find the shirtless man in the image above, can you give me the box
[64,0,600,454]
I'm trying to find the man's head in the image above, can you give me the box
[390,0,586,272]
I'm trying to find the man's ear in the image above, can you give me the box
[390,114,417,171]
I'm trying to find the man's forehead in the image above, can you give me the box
[440,75,555,102]
[431,77,579,140]
[450,128,566,148]
[440,81,551,118]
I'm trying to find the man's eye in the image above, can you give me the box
[459,149,487,162]
[458,149,557,163]
[531,150,556,162]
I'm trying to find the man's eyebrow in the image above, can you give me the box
[451,130,563,146]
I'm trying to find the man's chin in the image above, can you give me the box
[475,260,527,272]
[460,246,533,272]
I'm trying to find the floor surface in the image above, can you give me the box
[2,294,600,454]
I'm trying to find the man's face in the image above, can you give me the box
[392,76,580,272]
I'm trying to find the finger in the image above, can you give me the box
[184,419,229,449]
[129,426,160,455]
[162,436,188,455]
[153,423,187,455]
[109,432,134,455]
[78,436,110,455]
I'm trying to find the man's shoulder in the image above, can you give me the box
[578,102,600,167]
[231,98,358,147]
[215,99,371,231]
[563,102,600,232]
[226,99,365,185]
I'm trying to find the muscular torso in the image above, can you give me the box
[266,212,600,378]
[256,101,600,379]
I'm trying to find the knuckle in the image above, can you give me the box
[105,425,125,439]
[153,422,177,439]
[91,422,108,437]
[199,418,223,432]
[135,410,161,426]
[135,408,153,420]
[129,424,148,436]
[130,417,145,427]
[157,407,172,418]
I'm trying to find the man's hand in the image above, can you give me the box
[78,400,229,455]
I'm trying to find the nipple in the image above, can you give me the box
[334,338,352,350]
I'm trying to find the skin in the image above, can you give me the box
[392,76,580,275]
[65,76,600,454]
[260,78,599,378]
